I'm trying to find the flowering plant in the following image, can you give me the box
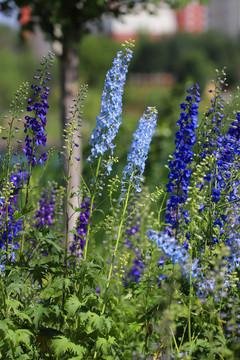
[1,47,240,360]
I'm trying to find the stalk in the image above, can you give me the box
[20,148,33,256]
[93,182,132,360]
[188,239,193,343]
[101,181,132,316]
[83,156,101,260]
[4,101,20,256]
[188,192,196,343]
[62,127,76,311]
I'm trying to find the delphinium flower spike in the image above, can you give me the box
[34,182,57,229]
[147,229,240,299]
[1,83,29,260]
[23,52,54,167]
[69,199,94,261]
[87,40,134,173]
[0,170,28,269]
[198,85,240,245]
[199,69,226,159]
[147,229,209,295]
[165,84,200,234]
[83,42,134,260]
[124,207,144,284]
[121,106,158,198]
[2,82,29,169]
[101,107,157,317]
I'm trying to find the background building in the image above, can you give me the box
[103,3,178,41]
[207,0,240,37]
[176,1,207,33]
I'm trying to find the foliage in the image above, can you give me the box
[130,31,240,89]
[1,40,240,360]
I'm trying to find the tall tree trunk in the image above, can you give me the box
[60,43,81,249]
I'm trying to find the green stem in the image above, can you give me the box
[93,182,132,360]
[157,192,166,232]
[83,157,101,260]
[0,277,7,317]
[5,113,15,258]
[188,247,193,343]
[188,196,195,343]
[101,181,132,316]
[20,160,32,257]
[62,147,73,312]
[64,153,72,264]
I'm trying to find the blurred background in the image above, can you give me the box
[1,0,240,188]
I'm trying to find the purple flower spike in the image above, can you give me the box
[70,199,94,260]
[34,187,57,228]
[0,170,28,264]
[165,84,200,232]
[23,53,54,167]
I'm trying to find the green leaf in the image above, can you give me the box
[13,206,34,221]
[66,294,81,317]
[29,304,49,329]
[16,329,33,346]
[96,337,109,354]
[6,329,18,347]
[6,281,23,296]
[51,336,86,359]
[42,235,63,253]
[95,335,117,355]
[18,355,31,360]
[88,312,105,333]
[105,317,113,333]
[0,319,9,335]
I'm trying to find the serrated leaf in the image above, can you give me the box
[105,317,113,333]
[42,236,63,253]
[13,310,32,324]
[0,319,9,335]
[66,294,81,317]
[29,304,49,329]
[96,337,109,354]
[51,336,85,359]
[16,329,33,346]
[18,355,30,360]
[51,336,70,358]
[196,338,212,348]
[95,335,117,355]
[6,329,18,346]
[88,313,105,333]
[6,281,23,296]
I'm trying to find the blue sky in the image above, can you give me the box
[0,7,19,28]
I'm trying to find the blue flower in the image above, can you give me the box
[165,84,200,232]
[147,229,240,299]
[70,199,94,260]
[211,188,221,203]
[34,185,57,228]
[87,43,133,170]
[121,107,157,196]
[23,53,54,167]
[0,170,28,259]
[126,254,145,283]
